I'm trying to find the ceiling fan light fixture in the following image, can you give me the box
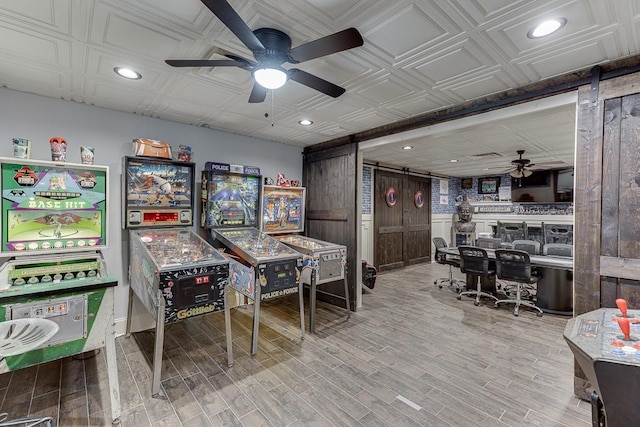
[253,65,288,89]
[527,18,567,38]
[114,67,142,80]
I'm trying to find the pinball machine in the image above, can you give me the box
[122,156,232,396]
[262,185,350,333]
[0,157,120,423]
[201,162,304,355]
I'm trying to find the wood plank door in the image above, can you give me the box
[374,170,431,271]
[303,144,357,311]
[573,71,640,400]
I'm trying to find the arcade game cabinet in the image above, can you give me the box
[262,185,350,333]
[0,157,121,423]
[201,162,304,355]
[122,156,232,396]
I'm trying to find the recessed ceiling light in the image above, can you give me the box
[527,18,567,38]
[114,67,142,80]
[402,145,413,150]
[450,159,458,163]
[298,119,313,126]
[482,168,490,171]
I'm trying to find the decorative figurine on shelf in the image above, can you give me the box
[178,144,192,162]
[276,172,290,187]
[453,197,476,233]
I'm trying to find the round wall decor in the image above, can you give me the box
[414,190,425,208]
[385,187,397,207]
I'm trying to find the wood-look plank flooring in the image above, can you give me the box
[0,263,590,426]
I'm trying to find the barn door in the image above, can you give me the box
[303,143,357,311]
[573,71,640,399]
[374,170,431,271]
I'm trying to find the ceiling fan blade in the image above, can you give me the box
[201,0,265,52]
[288,69,345,98]
[165,59,249,69]
[248,82,267,103]
[289,28,363,63]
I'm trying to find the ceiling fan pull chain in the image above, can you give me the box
[271,90,276,127]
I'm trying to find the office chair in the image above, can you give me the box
[511,239,541,255]
[456,246,498,306]
[433,237,464,292]
[543,243,573,257]
[493,249,544,317]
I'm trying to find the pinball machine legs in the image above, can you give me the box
[151,290,166,397]
[224,286,234,367]
[251,288,261,356]
[126,288,234,398]
[308,274,351,334]
[299,280,305,341]
[104,305,122,424]
[250,281,306,356]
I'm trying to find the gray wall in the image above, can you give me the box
[0,88,303,322]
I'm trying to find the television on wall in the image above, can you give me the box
[511,169,573,203]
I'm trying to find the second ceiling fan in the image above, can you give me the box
[508,150,535,178]
[165,0,364,103]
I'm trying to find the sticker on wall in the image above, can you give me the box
[385,187,397,207]
[414,190,425,208]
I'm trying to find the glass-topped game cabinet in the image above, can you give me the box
[201,162,305,356]
[262,185,350,333]
[0,157,120,424]
[122,156,232,396]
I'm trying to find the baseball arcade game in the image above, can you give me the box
[0,157,120,423]
[122,156,232,396]
[262,185,350,333]
[201,162,304,355]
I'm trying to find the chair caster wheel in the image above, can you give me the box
[513,311,519,316]
[474,301,480,306]
[537,312,543,317]
[456,295,462,300]
[438,285,443,289]
[493,303,499,308]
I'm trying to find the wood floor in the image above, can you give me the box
[0,263,590,426]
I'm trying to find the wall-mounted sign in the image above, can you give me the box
[385,187,397,207]
[414,190,425,208]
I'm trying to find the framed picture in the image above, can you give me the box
[478,177,501,194]
[461,177,473,189]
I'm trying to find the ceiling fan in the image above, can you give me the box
[508,150,535,178]
[165,0,364,103]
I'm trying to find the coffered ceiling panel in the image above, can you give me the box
[0,0,637,177]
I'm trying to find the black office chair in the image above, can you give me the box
[511,239,541,255]
[456,246,498,306]
[433,237,464,292]
[493,249,543,317]
[543,243,573,257]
